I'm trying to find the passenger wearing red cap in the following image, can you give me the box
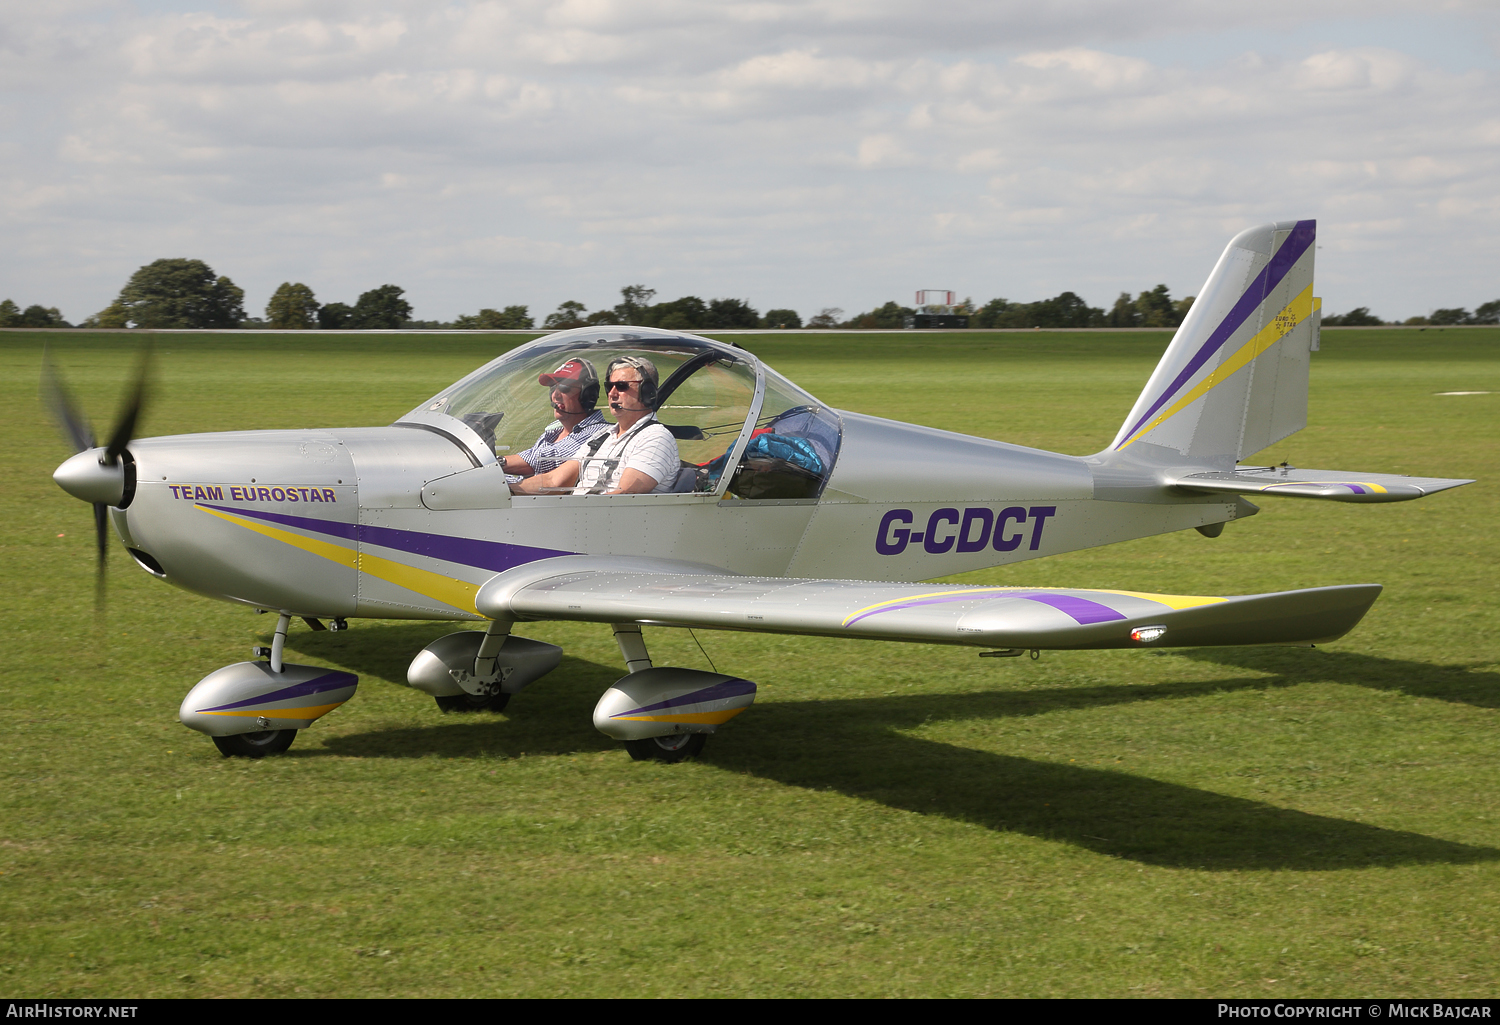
[501,358,610,479]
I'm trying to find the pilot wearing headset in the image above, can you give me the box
[501,358,611,480]
[510,355,680,495]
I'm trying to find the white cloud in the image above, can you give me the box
[1,0,1498,324]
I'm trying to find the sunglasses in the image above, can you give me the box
[605,379,639,391]
[549,382,579,393]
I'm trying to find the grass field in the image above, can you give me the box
[1,327,1496,998]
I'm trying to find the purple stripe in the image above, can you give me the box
[204,504,360,540]
[616,678,756,716]
[1117,220,1316,448]
[1017,592,1128,624]
[844,591,1128,628]
[204,503,575,572]
[1343,484,1367,495]
[356,521,574,572]
[197,670,357,712]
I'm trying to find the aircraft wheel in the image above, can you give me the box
[434,692,510,714]
[625,733,706,763]
[212,729,297,758]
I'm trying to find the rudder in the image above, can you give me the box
[1109,220,1319,468]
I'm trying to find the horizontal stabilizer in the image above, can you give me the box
[1171,466,1473,503]
[475,556,1381,651]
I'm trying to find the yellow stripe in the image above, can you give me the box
[1088,589,1226,610]
[199,703,344,720]
[197,503,358,567]
[1261,481,1388,494]
[357,549,481,613]
[195,505,481,614]
[839,586,1226,626]
[611,709,748,725]
[1119,284,1315,450]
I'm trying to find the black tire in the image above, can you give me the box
[434,691,511,714]
[624,733,706,763]
[212,729,297,758]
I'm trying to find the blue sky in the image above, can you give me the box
[3,1,1498,324]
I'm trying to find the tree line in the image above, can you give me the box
[820,284,1198,330]
[5,256,1498,330]
[0,259,417,330]
[0,300,70,328]
[526,285,1192,330]
[530,286,795,331]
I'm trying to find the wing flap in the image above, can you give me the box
[1172,466,1473,503]
[474,556,1380,650]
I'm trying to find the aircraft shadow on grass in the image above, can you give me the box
[290,628,1498,873]
[1179,647,1500,709]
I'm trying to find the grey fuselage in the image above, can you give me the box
[114,410,1242,622]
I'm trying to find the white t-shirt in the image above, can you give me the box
[572,417,680,494]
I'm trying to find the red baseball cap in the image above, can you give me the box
[537,358,598,388]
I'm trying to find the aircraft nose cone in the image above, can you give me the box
[54,448,126,506]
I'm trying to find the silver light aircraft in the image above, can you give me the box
[47,220,1473,761]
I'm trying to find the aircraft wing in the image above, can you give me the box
[1169,466,1473,503]
[475,556,1380,650]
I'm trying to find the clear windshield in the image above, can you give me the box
[721,368,844,500]
[408,330,772,489]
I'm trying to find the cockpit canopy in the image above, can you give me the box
[400,328,842,500]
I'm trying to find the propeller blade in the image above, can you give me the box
[94,500,109,621]
[40,346,96,454]
[103,343,152,466]
[42,342,151,625]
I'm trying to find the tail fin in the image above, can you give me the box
[1109,220,1319,468]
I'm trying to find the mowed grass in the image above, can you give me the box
[1,327,1496,998]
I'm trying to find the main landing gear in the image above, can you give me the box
[592,624,757,763]
[406,623,563,714]
[410,622,752,762]
[434,691,511,714]
[609,625,701,763]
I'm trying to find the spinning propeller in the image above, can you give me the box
[43,344,152,613]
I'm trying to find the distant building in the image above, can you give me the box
[904,290,969,329]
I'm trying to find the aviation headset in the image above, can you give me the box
[574,372,601,411]
[539,358,600,410]
[605,355,660,411]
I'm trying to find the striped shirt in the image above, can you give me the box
[511,410,610,479]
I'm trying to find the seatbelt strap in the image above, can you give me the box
[578,417,657,493]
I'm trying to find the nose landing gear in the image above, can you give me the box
[180,612,359,758]
[624,733,707,763]
[212,729,297,758]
